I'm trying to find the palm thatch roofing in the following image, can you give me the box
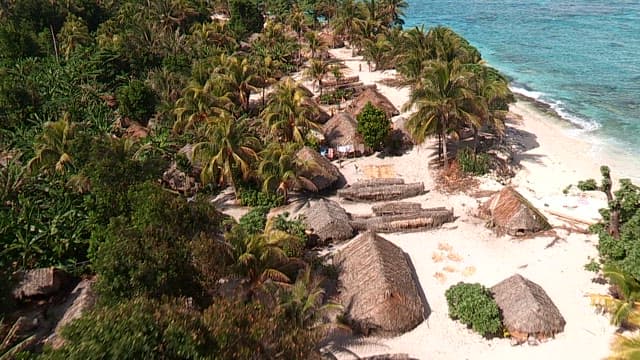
[338,181,425,202]
[304,98,331,124]
[323,112,365,149]
[372,202,424,216]
[295,146,342,191]
[319,31,344,48]
[335,232,427,336]
[348,88,399,119]
[298,199,353,243]
[480,187,551,236]
[491,274,566,341]
[350,208,454,233]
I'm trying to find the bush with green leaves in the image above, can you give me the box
[577,179,598,191]
[115,79,157,125]
[238,186,284,208]
[238,206,270,235]
[457,148,490,175]
[445,282,502,337]
[228,0,264,39]
[356,102,390,151]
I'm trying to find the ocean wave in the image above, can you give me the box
[510,85,601,131]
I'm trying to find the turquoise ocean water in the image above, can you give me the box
[404,0,640,163]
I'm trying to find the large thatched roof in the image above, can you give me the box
[304,98,331,124]
[491,274,565,340]
[295,146,342,191]
[323,112,364,148]
[348,88,399,119]
[335,232,427,336]
[481,187,551,236]
[299,199,353,243]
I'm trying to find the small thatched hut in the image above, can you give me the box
[299,199,353,243]
[335,232,427,336]
[491,274,566,344]
[295,146,342,191]
[323,112,367,156]
[348,88,399,119]
[480,187,551,236]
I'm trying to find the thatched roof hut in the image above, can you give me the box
[338,181,425,202]
[335,232,427,336]
[323,112,365,150]
[304,98,331,124]
[348,88,399,119]
[295,146,342,191]
[350,208,453,233]
[491,274,566,343]
[480,187,551,236]
[319,31,344,49]
[299,199,353,243]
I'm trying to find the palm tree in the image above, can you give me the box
[590,266,640,327]
[380,0,407,28]
[304,58,330,96]
[214,54,259,113]
[0,155,24,205]
[304,31,326,60]
[608,333,640,360]
[193,111,260,199]
[261,77,321,143]
[331,0,363,45]
[360,33,392,71]
[28,114,76,174]
[173,75,232,133]
[427,26,482,64]
[58,14,91,59]
[403,60,474,169]
[259,142,314,203]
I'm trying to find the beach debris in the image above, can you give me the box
[295,146,343,192]
[491,274,566,345]
[431,252,445,263]
[462,266,476,277]
[297,199,354,244]
[162,162,199,196]
[339,178,426,202]
[479,187,551,236]
[434,272,446,283]
[443,266,457,273]
[437,242,453,252]
[334,232,427,336]
[447,252,463,262]
[357,354,412,360]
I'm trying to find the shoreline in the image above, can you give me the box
[325,47,617,359]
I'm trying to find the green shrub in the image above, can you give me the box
[228,0,264,39]
[356,102,390,151]
[238,186,283,208]
[457,148,490,175]
[445,282,502,337]
[116,79,157,125]
[577,179,598,191]
[271,213,307,257]
[238,206,270,235]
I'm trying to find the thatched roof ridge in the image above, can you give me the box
[339,182,425,202]
[299,199,353,243]
[295,147,342,191]
[323,112,364,148]
[348,88,399,119]
[335,232,426,335]
[491,274,566,339]
[371,202,423,216]
[304,98,331,124]
[350,208,453,233]
[481,187,551,236]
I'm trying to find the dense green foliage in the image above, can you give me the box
[356,102,390,151]
[578,178,598,191]
[445,282,502,337]
[228,0,265,38]
[116,80,158,125]
[457,148,490,175]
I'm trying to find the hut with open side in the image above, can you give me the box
[323,112,367,157]
[491,274,566,344]
[295,146,343,192]
[298,199,353,244]
[335,232,427,336]
[480,187,551,236]
[348,88,399,120]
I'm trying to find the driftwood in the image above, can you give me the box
[339,182,425,202]
[351,209,454,233]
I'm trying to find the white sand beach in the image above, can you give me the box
[322,47,620,359]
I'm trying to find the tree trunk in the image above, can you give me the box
[601,169,620,239]
[473,126,479,154]
[441,129,448,169]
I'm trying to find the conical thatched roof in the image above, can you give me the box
[480,187,551,236]
[323,112,364,148]
[335,232,427,336]
[299,199,353,243]
[295,146,342,191]
[491,274,565,341]
[348,88,399,119]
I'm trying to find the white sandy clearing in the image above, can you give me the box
[323,48,619,360]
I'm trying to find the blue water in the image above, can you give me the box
[405,0,640,153]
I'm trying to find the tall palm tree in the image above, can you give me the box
[173,75,232,133]
[304,58,330,96]
[214,54,259,113]
[427,26,482,64]
[360,33,392,71]
[608,333,640,360]
[193,111,260,199]
[304,31,326,60]
[27,114,76,174]
[261,77,320,143]
[403,60,474,169]
[258,142,315,203]
[380,0,407,28]
[331,0,363,45]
